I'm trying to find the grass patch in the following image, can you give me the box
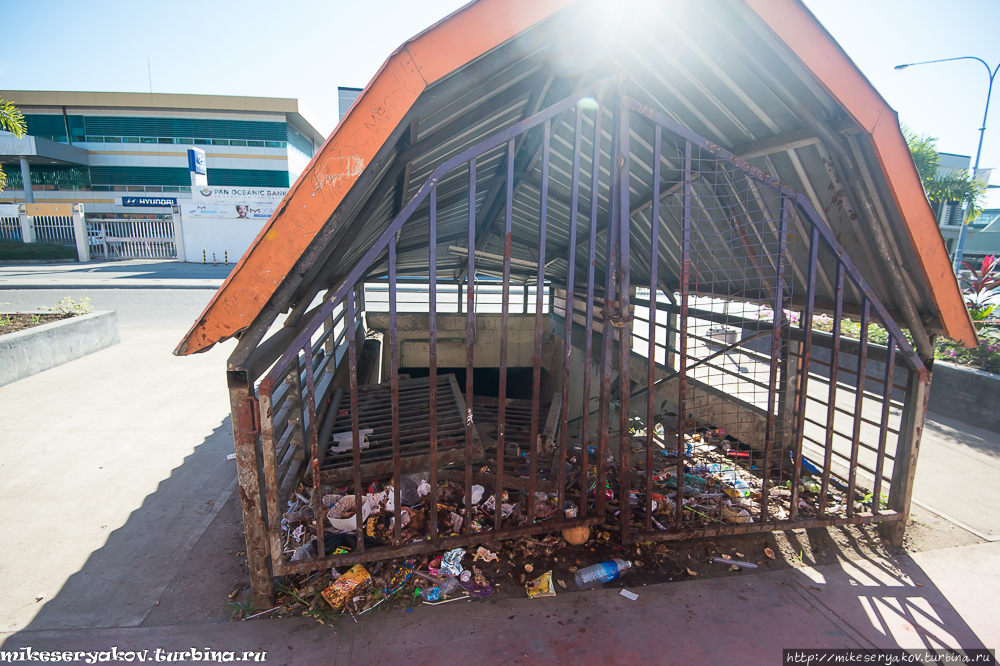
[0,240,77,261]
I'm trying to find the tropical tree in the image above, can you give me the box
[0,98,27,192]
[905,128,987,221]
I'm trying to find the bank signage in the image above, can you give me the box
[183,186,289,220]
[121,196,177,207]
[187,148,207,176]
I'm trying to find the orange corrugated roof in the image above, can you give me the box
[175,0,976,357]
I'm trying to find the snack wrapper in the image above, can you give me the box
[320,564,371,610]
[525,570,556,599]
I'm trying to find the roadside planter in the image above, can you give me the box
[0,311,120,386]
[928,361,1000,433]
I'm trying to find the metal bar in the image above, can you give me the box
[675,139,691,530]
[847,301,869,519]
[616,90,633,540]
[819,262,844,516]
[429,187,440,543]
[759,194,790,525]
[558,107,583,521]
[621,511,903,545]
[464,159,476,531]
[389,234,401,545]
[527,119,550,523]
[789,225,819,522]
[303,342,323,560]
[580,98,603,518]
[645,124,661,534]
[597,100,620,520]
[346,288,364,552]
[872,335,895,516]
[496,140,514,532]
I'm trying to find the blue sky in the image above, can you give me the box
[4,0,999,200]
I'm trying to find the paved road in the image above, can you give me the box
[0,260,233,329]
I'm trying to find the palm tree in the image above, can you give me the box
[905,129,987,221]
[0,98,27,192]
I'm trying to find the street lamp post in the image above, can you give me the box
[895,56,999,272]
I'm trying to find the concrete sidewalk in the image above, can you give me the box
[3,542,996,664]
[0,260,232,289]
[0,326,236,634]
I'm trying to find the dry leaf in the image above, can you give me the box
[557,579,567,589]
[735,552,744,558]
[721,554,732,560]
[686,568,697,576]
[764,547,776,560]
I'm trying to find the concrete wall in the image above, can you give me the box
[929,361,1000,433]
[178,216,264,264]
[0,311,119,386]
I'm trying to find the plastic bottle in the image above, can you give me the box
[415,575,461,601]
[574,559,632,590]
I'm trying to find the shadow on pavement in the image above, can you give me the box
[2,416,238,641]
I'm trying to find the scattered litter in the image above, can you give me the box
[330,429,373,454]
[764,547,776,559]
[473,546,498,563]
[524,564,533,573]
[35,593,44,603]
[227,453,237,461]
[574,559,631,590]
[620,589,639,601]
[557,579,567,589]
[525,571,556,599]
[440,548,466,576]
[712,557,757,569]
[686,568,698,577]
[320,564,371,611]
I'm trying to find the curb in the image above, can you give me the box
[0,310,120,386]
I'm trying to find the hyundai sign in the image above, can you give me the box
[121,196,176,207]
[187,147,207,176]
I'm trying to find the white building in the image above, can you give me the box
[0,90,325,262]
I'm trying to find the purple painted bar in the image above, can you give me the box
[645,124,661,534]
[847,301,869,519]
[580,99,603,518]
[675,139,691,529]
[789,225,819,522]
[428,187,440,542]
[464,160,476,532]
[819,262,844,517]
[559,107,583,518]
[389,235,401,545]
[527,120,551,523]
[496,139,514,532]
[616,89,633,539]
[346,288,364,552]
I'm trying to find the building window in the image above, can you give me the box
[229,140,247,147]
[194,138,210,145]
[212,139,230,146]
[247,140,264,147]
[105,136,122,143]
[158,138,175,144]
[207,168,289,188]
[123,137,140,144]
[86,136,104,143]
[141,137,158,144]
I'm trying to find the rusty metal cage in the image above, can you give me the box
[228,79,930,605]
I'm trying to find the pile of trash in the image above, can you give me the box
[628,425,853,529]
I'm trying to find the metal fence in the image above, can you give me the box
[31,215,76,246]
[232,79,929,603]
[0,215,20,242]
[87,219,177,260]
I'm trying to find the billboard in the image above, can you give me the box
[182,186,289,220]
